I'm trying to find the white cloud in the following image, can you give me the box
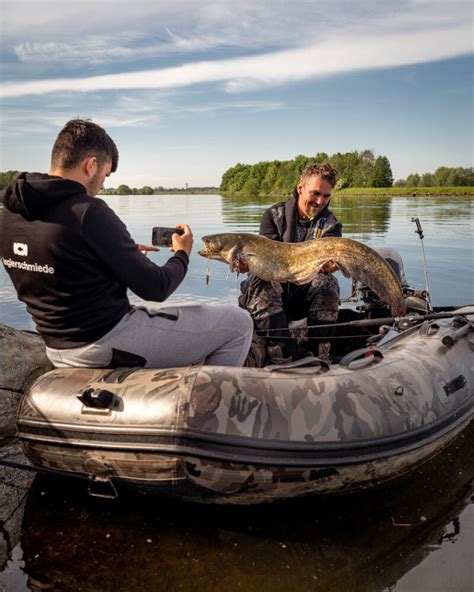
[1,23,471,98]
[2,1,471,68]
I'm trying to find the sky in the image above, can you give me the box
[0,0,472,188]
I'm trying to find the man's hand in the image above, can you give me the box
[171,224,193,256]
[137,244,160,256]
[320,260,338,274]
[238,259,249,274]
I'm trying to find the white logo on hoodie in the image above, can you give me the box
[13,242,28,257]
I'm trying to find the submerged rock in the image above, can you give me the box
[0,324,52,436]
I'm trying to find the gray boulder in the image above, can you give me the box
[0,324,52,437]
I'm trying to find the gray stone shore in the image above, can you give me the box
[0,323,52,572]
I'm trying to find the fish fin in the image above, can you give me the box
[317,259,351,278]
[336,263,351,278]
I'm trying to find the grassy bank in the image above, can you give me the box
[334,186,474,197]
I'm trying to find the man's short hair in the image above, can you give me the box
[299,162,338,188]
[51,118,119,172]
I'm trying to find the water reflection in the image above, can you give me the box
[220,194,394,238]
[16,422,474,592]
[332,195,392,238]
[0,441,35,591]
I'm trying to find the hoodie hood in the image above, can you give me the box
[0,172,86,220]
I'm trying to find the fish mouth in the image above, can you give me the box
[198,237,221,260]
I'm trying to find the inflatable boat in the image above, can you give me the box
[17,300,474,504]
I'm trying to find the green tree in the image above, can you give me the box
[0,170,20,189]
[115,184,133,195]
[359,150,375,187]
[393,178,406,187]
[138,186,154,195]
[420,173,434,187]
[259,161,281,195]
[406,174,420,188]
[371,156,393,187]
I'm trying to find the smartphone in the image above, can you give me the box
[151,226,184,247]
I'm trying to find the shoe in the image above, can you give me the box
[317,342,332,363]
[292,344,315,361]
[266,345,292,365]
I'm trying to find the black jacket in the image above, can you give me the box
[0,173,189,348]
[259,188,342,242]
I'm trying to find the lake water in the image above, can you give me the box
[1,194,473,591]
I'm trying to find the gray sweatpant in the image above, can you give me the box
[46,304,254,369]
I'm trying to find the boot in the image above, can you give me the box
[317,342,332,362]
[307,318,335,362]
[256,311,295,362]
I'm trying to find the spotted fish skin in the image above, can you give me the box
[199,232,406,315]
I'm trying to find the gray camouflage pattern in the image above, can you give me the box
[18,307,474,504]
[240,273,339,323]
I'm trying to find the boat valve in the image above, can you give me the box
[77,387,121,409]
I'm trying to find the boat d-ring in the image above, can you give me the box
[87,476,118,499]
[339,347,383,369]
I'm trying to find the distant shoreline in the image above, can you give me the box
[218,186,474,198]
[99,186,474,198]
[333,186,474,197]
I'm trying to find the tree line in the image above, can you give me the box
[0,173,218,194]
[100,185,219,195]
[220,151,393,196]
[394,167,473,188]
[1,160,472,194]
[220,151,473,197]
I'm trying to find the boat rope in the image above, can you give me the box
[0,458,38,473]
[0,385,29,395]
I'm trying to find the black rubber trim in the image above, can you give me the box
[18,400,473,467]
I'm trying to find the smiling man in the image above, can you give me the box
[239,162,342,363]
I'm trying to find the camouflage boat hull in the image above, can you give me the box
[17,307,474,504]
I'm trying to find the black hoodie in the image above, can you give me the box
[0,173,189,348]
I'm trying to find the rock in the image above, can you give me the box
[0,324,53,436]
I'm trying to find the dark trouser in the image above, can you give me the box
[239,273,340,357]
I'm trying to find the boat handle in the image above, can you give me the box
[441,323,471,348]
[339,348,383,369]
[88,476,118,499]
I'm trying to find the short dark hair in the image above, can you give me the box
[299,162,338,188]
[51,118,119,172]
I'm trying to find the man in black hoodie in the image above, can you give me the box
[239,162,341,362]
[0,119,253,368]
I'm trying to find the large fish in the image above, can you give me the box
[199,232,406,315]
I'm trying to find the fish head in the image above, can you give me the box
[198,233,244,264]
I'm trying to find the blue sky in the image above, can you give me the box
[0,0,472,187]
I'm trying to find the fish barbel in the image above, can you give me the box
[199,232,406,315]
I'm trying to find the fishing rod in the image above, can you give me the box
[411,217,433,312]
[256,310,467,335]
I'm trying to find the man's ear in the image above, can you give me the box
[83,156,98,179]
[296,181,303,197]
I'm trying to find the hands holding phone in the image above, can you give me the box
[141,224,194,257]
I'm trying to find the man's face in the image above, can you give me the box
[87,160,112,197]
[297,175,333,219]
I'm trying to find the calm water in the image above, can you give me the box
[1,194,473,591]
[1,193,473,329]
